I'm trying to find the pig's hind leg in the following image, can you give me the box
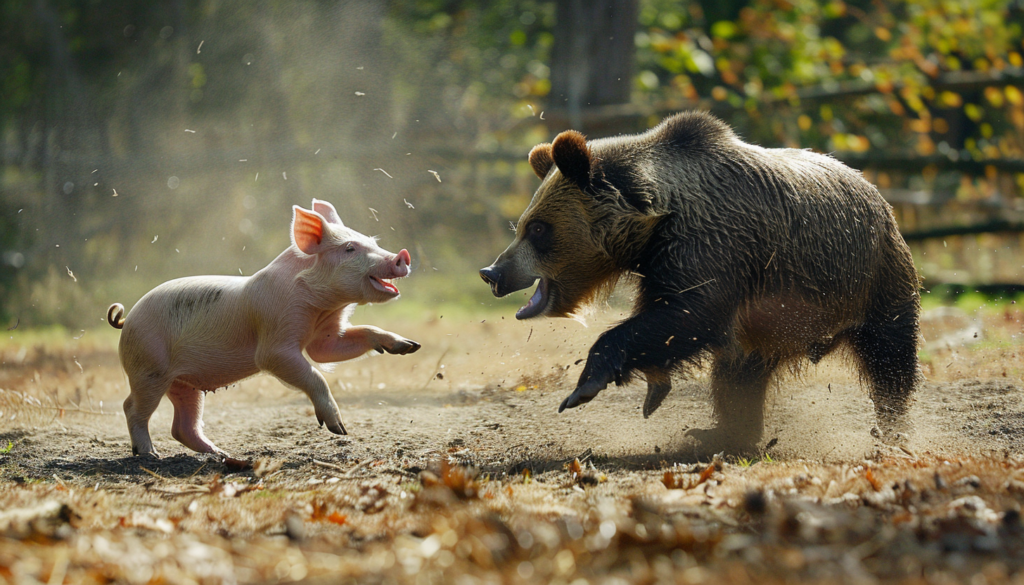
[167,382,225,455]
[123,374,170,457]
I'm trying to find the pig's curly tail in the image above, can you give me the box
[107,303,126,329]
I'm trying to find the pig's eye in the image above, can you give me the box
[345,243,355,253]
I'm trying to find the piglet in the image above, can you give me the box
[106,199,420,457]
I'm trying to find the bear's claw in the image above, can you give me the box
[558,378,608,412]
[643,378,673,418]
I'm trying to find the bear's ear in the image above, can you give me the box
[551,130,591,190]
[528,143,554,179]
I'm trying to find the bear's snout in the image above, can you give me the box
[479,266,501,290]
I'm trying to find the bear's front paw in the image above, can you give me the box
[558,368,613,412]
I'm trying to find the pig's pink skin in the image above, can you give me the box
[116,199,419,457]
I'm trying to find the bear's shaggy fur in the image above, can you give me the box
[480,111,921,453]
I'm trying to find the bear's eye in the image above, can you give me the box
[525,221,553,255]
[345,243,356,253]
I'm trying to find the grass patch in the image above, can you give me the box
[921,285,1024,312]
[0,324,120,352]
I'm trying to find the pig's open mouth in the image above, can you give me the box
[516,277,549,320]
[369,276,401,297]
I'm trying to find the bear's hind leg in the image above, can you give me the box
[849,298,920,443]
[688,347,778,454]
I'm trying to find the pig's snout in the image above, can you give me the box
[392,249,412,278]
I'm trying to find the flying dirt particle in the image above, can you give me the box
[392,132,397,139]
[112,189,118,197]
[539,111,545,120]
[355,91,365,96]
[73,331,85,340]
[238,268,243,275]
[282,172,287,181]
[7,317,19,331]
[197,40,203,54]
[314,149,320,155]
[374,168,393,179]
[404,199,415,209]
[255,173,259,182]
[677,278,716,294]
[428,170,441,182]
[743,490,767,515]
[66,267,77,282]
[368,208,379,221]
[74,359,83,373]
[151,235,158,244]
[666,335,675,346]
[185,129,196,133]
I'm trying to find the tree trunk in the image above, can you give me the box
[548,0,638,134]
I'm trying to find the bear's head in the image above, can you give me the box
[480,129,663,320]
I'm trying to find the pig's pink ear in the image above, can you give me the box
[291,206,326,255]
[312,199,344,225]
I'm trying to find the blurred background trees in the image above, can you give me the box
[2,0,1023,328]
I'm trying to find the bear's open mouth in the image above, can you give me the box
[370,276,400,296]
[516,278,549,320]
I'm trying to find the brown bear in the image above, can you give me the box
[480,111,921,453]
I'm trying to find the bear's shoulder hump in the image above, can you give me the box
[655,111,736,151]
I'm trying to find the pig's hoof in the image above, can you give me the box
[385,339,421,355]
[131,445,161,458]
[317,415,348,435]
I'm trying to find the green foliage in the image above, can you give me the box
[634,0,1024,160]
[0,441,13,455]
[385,1,555,132]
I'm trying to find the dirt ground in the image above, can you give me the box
[1,303,1023,584]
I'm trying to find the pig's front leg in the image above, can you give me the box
[307,326,421,362]
[259,351,347,435]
